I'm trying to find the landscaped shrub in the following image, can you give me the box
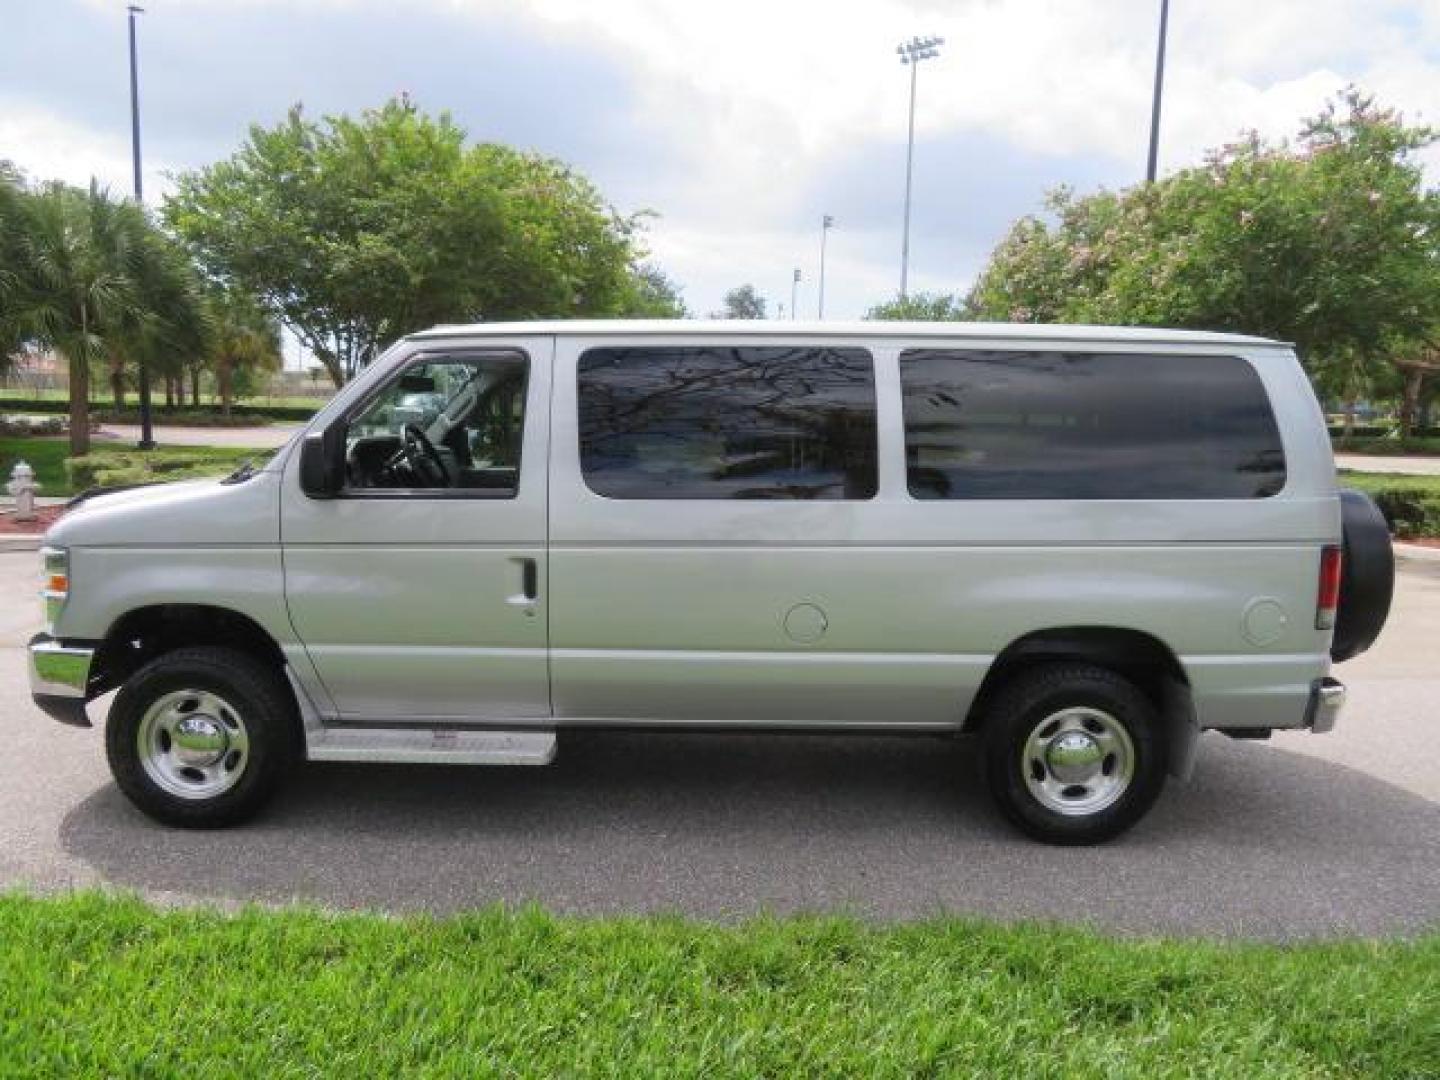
[64,451,251,491]
[0,415,66,437]
[1332,435,1440,455]
[0,397,317,422]
[1339,474,1440,537]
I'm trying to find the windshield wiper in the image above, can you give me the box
[221,458,259,485]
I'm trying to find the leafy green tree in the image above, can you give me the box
[713,284,767,319]
[620,263,688,317]
[865,291,969,321]
[968,89,1440,428]
[165,97,665,386]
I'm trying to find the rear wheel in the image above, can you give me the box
[983,663,1166,845]
[106,647,298,827]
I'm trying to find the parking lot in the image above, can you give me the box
[1,549,1436,940]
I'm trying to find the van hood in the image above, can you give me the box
[46,469,282,548]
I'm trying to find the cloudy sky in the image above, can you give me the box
[5,0,1440,330]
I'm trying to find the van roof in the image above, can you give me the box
[408,319,1286,348]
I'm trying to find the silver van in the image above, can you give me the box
[29,321,1394,843]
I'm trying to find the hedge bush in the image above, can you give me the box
[0,397,316,422]
[64,450,256,491]
[1339,472,1440,537]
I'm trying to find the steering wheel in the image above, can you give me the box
[396,423,450,487]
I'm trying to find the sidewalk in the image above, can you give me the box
[1335,453,1440,476]
[95,423,298,449]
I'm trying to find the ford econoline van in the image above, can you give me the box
[29,321,1394,843]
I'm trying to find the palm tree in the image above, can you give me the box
[4,181,210,455]
[121,225,212,411]
[207,289,281,415]
[0,162,29,372]
[7,182,149,455]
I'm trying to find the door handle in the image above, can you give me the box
[507,557,538,610]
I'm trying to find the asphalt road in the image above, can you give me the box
[1,550,1436,940]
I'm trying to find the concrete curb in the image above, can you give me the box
[0,536,41,553]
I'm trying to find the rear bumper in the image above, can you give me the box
[1305,676,1346,734]
[27,633,95,728]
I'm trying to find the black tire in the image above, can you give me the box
[982,663,1166,845]
[1332,488,1395,663]
[105,646,299,827]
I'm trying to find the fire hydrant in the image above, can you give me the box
[6,460,39,522]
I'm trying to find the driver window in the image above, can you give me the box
[345,352,529,497]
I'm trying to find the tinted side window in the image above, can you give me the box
[900,350,1286,500]
[579,346,878,499]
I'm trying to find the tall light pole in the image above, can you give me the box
[897,34,942,300]
[791,268,801,320]
[817,214,834,319]
[1145,0,1170,183]
[127,4,156,450]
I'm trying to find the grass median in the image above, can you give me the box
[1,893,1436,1077]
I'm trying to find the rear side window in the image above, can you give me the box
[900,350,1285,500]
[578,345,878,499]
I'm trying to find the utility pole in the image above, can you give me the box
[127,4,155,450]
[1146,0,1170,183]
[897,35,943,299]
[817,214,834,319]
[791,268,801,320]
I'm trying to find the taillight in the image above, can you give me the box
[1316,545,1342,630]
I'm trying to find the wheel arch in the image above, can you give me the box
[92,603,290,698]
[965,625,1199,779]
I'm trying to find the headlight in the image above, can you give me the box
[41,546,68,633]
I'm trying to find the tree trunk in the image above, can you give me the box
[190,368,201,407]
[1398,368,1424,440]
[164,378,175,408]
[110,368,126,410]
[218,358,233,416]
[69,316,90,458]
[1339,355,1362,447]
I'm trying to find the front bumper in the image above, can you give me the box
[1304,676,1346,734]
[28,633,95,728]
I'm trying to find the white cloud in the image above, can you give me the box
[0,99,174,197]
[20,0,1440,320]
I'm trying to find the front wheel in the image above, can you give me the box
[105,647,299,827]
[983,663,1166,845]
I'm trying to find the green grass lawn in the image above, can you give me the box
[0,894,1435,1077]
[0,437,263,496]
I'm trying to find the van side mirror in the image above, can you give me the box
[299,425,346,498]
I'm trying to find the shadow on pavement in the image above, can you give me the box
[60,730,1440,939]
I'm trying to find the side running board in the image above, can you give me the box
[306,726,557,766]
